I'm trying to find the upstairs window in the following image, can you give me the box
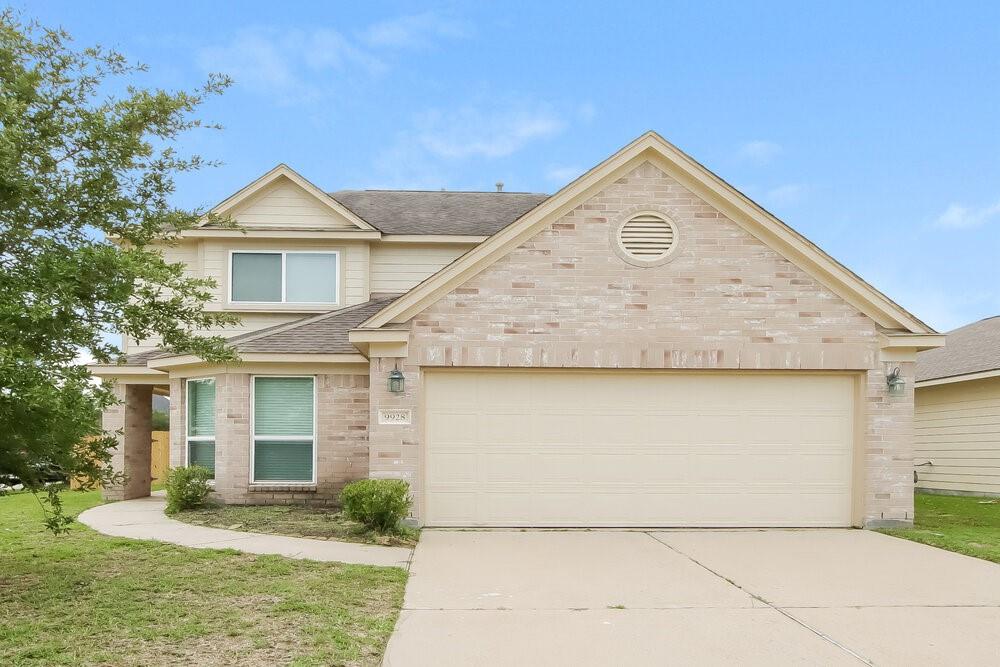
[230,251,339,304]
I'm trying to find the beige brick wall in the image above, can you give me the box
[368,161,913,527]
[103,383,153,501]
[168,372,370,506]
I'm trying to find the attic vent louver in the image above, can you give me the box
[616,213,678,265]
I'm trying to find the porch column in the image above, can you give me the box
[102,382,153,501]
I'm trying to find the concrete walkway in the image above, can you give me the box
[385,529,1000,666]
[78,494,412,568]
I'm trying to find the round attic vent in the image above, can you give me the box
[615,213,678,265]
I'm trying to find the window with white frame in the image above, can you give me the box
[186,378,216,477]
[230,251,338,304]
[252,376,315,483]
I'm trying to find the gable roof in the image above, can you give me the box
[917,316,1000,383]
[358,131,937,336]
[330,190,548,236]
[224,295,401,354]
[204,164,377,232]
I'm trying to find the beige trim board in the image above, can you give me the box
[181,228,382,240]
[916,368,1000,388]
[380,234,487,244]
[168,361,370,379]
[878,332,946,351]
[360,131,935,335]
[200,164,377,232]
[147,352,368,370]
[87,366,168,383]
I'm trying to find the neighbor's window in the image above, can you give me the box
[186,378,216,477]
[252,376,315,483]
[231,251,338,304]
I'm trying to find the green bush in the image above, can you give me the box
[164,466,213,514]
[340,479,411,533]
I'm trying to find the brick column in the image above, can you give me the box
[103,383,153,501]
[213,373,251,501]
[862,360,916,528]
[168,377,185,468]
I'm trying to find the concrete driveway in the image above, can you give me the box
[384,529,1000,666]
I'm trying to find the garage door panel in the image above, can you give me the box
[424,371,855,527]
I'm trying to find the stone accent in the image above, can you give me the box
[367,161,913,527]
[103,383,153,501]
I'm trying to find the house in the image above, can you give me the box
[89,131,944,528]
[914,316,1000,496]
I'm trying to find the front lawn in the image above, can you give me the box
[173,503,419,548]
[878,493,1000,564]
[0,490,407,666]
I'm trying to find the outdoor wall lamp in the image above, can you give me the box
[886,366,905,396]
[388,368,405,394]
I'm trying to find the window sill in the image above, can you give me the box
[219,303,341,314]
[248,483,317,493]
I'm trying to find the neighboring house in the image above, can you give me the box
[915,316,1000,497]
[89,132,944,528]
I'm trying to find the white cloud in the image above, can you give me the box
[737,140,782,166]
[361,12,470,49]
[413,102,565,159]
[546,165,583,182]
[197,27,382,104]
[764,183,808,207]
[934,201,1000,229]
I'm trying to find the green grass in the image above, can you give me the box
[878,493,1000,564]
[0,490,407,666]
[173,504,419,548]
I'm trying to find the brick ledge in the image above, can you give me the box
[247,484,317,493]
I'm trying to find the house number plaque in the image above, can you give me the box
[378,409,412,425]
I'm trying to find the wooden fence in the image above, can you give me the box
[70,431,170,490]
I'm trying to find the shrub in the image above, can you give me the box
[340,479,411,533]
[164,466,213,514]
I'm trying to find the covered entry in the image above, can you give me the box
[423,370,856,527]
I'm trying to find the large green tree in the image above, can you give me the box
[0,11,238,530]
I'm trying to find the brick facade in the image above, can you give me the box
[103,383,153,501]
[367,161,915,527]
[168,372,370,505]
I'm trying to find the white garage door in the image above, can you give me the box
[424,371,855,527]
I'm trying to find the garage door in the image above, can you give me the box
[424,371,855,527]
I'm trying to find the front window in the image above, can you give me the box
[186,378,216,477]
[231,251,338,304]
[252,376,315,483]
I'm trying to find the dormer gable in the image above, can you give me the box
[203,164,377,232]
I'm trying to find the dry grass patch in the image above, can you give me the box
[174,503,419,548]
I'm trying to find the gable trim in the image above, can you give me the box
[360,132,935,334]
[201,164,379,232]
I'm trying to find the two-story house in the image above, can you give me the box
[90,132,943,528]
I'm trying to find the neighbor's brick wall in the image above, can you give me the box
[204,372,370,506]
[367,161,912,527]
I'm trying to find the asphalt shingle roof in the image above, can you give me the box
[330,190,549,236]
[917,315,1000,382]
[226,295,401,354]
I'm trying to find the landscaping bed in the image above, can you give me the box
[878,493,1000,564]
[0,490,407,666]
[173,503,419,548]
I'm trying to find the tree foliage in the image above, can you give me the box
[0,11,237,530]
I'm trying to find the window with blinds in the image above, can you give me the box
[252,376,315,483]
[186,378,216,476]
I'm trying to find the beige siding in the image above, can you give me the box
[229,177,356,229]
[915,377,1000,495]
[370,243,473,293]
[127,238,370,353]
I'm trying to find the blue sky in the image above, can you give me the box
[25,0,1000,331]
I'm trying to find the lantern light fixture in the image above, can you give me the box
[886,366,905,396]
[388,368,405,394]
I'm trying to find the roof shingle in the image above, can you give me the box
[227,295,401,354]
[917,316,1000,382]
[329,190,548,236]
